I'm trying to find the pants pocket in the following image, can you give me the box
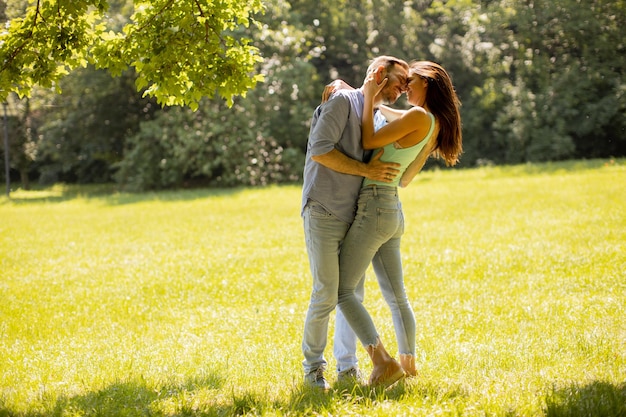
[376,207,400,235]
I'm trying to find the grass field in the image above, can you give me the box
[1,159,625,416]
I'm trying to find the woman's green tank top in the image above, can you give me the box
[363,112,436,188]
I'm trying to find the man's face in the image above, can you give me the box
[379,66,408,105]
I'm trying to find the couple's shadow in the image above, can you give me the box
[288,378,411,412]
[1,374,410,417]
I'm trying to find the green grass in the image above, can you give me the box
[1,159,625,416]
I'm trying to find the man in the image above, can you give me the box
[301,56,409,389]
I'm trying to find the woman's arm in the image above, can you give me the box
[378,105,406,122]
[361,75,382,153]
[321,79,354,103]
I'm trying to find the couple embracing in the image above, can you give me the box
[300,55,463,389]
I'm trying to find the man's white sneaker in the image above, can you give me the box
[304,367,330,391]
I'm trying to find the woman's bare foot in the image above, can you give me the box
[367,338,405,387]
[369,357,405,386]
[400,354,417,377]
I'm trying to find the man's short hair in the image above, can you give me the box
[366,56,409,75]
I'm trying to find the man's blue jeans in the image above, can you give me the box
[338,186,416,355]
[302,200,365,374]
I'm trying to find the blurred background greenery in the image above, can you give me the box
[1,0,624,191]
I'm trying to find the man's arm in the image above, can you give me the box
[312,149,400,183]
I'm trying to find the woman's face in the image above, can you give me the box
[405,72,429,107]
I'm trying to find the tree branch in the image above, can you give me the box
[0,0,42,74]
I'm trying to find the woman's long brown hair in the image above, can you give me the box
[411,61,463,166]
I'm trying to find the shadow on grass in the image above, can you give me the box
[0,376,417,417]
[3,377,624,416]
[544,380,626,417]
[3,158,622,206]
[2,183,250,206]
[0,373,226,417]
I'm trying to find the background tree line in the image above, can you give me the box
[1,0,624,191]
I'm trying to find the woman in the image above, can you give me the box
[332,61,462,386]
